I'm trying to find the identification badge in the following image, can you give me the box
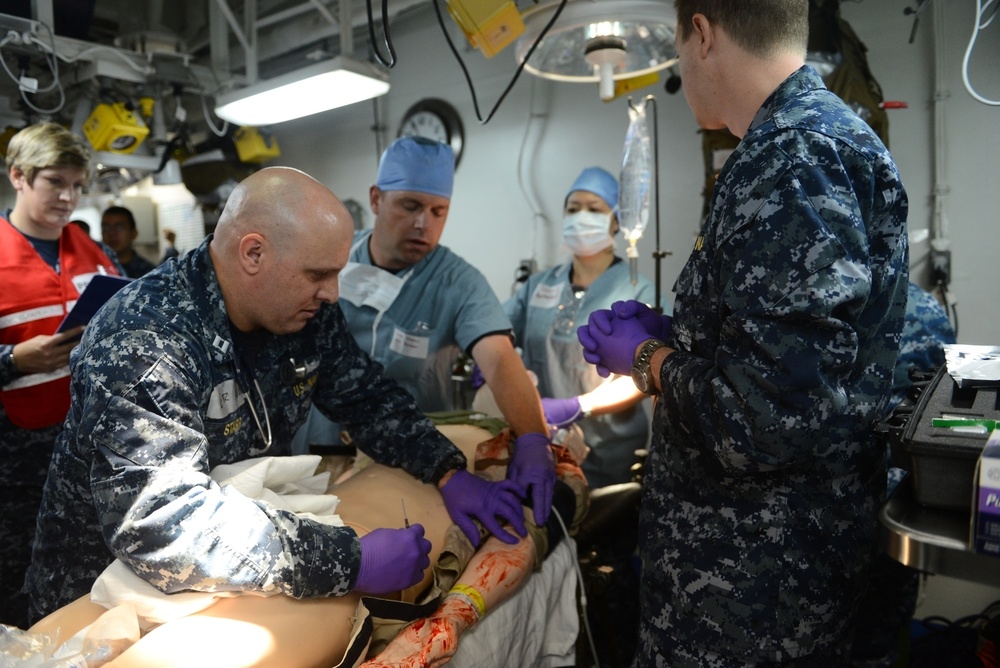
[389,327,430,359]
[529,283,562,309]
[207,378,245,419]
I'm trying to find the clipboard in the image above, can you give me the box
[56,274,133,333]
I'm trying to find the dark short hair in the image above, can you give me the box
[674,0,808,58]
[102,205,137,231]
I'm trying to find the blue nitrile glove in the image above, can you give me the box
[612,300,673,343]
[508,432,556,526]
[440,469,527,548]
[578,305,658,377]
[355,525,432,594]
[541,396,584,429]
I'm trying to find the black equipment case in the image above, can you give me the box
[879,366,998,510]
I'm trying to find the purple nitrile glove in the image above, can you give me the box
[469,364,485,389]
[508,432,556,526]
[440,469,527,548]
[578,309,615,377]
[577,305,659,377]
[355,525,432,594]
[612,300,673,343]
[541,396,584,429]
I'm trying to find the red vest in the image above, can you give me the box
[0,217,120,429]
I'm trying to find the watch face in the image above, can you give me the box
[399,111,449,143]
[631,366,651,394]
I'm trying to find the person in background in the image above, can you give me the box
[504,166,656,489]
[101,205,156,278]
[850,281,956,668]
[0,122,124,629]
[25,166,528,624]
[69,219,91,236]
[578,1,908,664]
[292,136,555,527]
[890,282,957,409]
[160,227,180,264]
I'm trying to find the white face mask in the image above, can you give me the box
[562,211,614,256]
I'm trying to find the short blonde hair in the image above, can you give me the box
[5,122,91,185]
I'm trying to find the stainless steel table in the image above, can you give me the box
[881,478,1000,587]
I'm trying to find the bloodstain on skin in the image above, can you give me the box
[471,542,531,592]
[359,428,591,668]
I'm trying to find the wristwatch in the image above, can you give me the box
[631,339,667,394]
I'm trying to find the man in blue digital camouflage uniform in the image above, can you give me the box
[577,1,909,665]
[25,167,529,624]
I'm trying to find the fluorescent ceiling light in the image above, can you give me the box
[515,0,678,84]
[214,56,390,126]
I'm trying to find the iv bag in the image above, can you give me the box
[619,99,653,247]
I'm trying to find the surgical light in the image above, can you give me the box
[514,0,677,99]
[213,56,389,127]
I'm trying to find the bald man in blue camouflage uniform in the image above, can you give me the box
[25,167,527,624]
[577,1,909,665]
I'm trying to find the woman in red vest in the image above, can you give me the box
[0,122,122,628]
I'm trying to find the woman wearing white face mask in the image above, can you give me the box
[504,167,660,489]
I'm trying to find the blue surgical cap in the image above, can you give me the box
[375,136,455,199]
[566,167,619,210]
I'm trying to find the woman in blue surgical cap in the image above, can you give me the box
[504,167,657,488]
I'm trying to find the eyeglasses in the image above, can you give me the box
[101,223,131,233]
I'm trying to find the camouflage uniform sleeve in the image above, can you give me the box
[662,155,881,474]
[311,305,467,484]
[84,327,361,599]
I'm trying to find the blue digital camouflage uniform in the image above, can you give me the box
[505,258,655,488]
[25,238,467,622]
[0,394,60,629]
[890,282,956,407]
[637,66,909,665]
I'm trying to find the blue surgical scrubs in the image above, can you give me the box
[504,258,657,488]
[293,229,512,452]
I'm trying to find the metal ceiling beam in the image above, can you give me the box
[203,0,428,77]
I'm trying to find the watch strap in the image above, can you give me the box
[632,339,666,394]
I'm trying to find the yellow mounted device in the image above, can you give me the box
[446,0,525,58]
[234,127,281,164]
[83,103,150,154]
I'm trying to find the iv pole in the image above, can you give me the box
[627,94,671,314]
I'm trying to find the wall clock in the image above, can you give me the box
[397,98,465,167]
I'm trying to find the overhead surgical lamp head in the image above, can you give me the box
[585,36,627,101]
[514,0,678,100]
